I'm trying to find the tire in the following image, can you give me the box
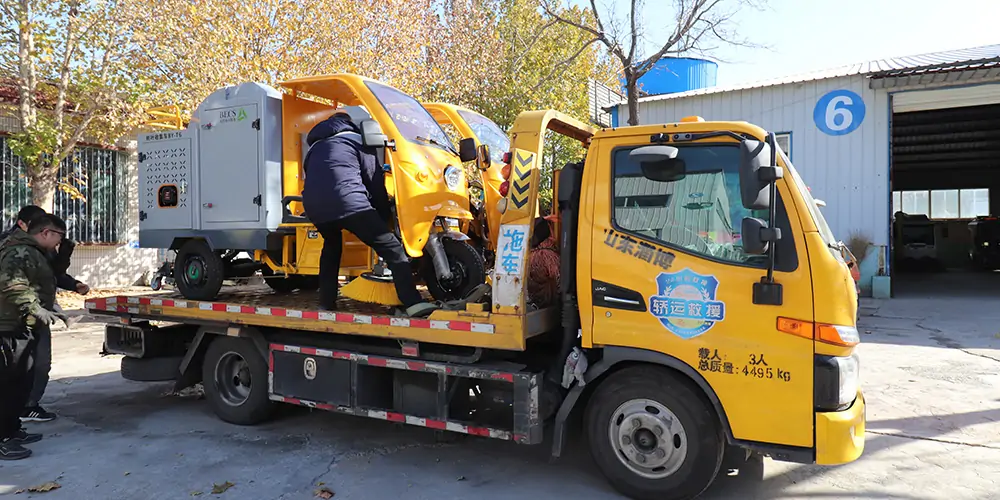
[202,336,275,425]
[174,240,225,301]
[585,366,724,500]
[121,356,183,382]
[422,238,487,301]
[261,267,315,293]
[150,276,163,291]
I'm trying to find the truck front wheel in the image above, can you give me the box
[585,366,724,500]
[202,337,275,425]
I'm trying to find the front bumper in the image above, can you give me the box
[815,391,866,465]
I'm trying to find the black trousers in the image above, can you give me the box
[314,210,423,309]
[0,330,36,440]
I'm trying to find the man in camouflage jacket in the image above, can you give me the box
[1,205,89,423]
[0,215,68,460]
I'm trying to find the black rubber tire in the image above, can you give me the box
[121,356,183,382]
[422,239,487,301]
[261,268,317,293]
[174,240,224,301]
[584,366,725,500]
[202,336,275,425]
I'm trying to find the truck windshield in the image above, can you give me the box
[457,110,509,165]
[366,81,456,154]
[779,149,838,246]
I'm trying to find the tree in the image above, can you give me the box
[122,0,441,113]
[0,0,142,210]
[541,0,761,126]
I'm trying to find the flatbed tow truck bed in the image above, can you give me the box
[85,286,550,446]
[85,286,556,351]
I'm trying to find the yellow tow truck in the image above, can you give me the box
[91,110,864,500]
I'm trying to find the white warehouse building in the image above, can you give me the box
[610,44,1000,298]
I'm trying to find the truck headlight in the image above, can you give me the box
[814,353,860,411]
[444,165,461,191]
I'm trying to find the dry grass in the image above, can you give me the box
[847,231,873,262]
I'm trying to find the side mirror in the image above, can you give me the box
[739,140,783,210]
[360,119,388,148]
[741,217,781,255]
[629,145,684,182]
[476,144,491,172]
[458,137,477,162]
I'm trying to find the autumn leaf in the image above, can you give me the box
[27,482,62,493]
[314,487,335,499]
[211,481,235,494]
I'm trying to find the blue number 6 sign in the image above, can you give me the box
[814,89,865,136]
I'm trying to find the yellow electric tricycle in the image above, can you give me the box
[137,74,487,301]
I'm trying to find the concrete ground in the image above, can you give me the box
[2,276,1000,499]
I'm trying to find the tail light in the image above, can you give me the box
[501,152,512,164]
[499,181,510,197]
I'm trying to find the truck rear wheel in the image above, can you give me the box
[585,366,724,500]
[174,240,224,301]
[202,337,275,425]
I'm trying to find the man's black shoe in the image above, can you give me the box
[0,439,32,460]
[9,429,42,445]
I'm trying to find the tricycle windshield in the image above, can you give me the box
[366,81,455,154]
[458,110,509,165]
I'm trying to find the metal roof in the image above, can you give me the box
[630,43,1000,104]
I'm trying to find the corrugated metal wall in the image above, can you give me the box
[620,75,891,247]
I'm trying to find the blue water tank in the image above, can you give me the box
[622,57,718,96]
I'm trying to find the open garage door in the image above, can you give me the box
[890,84,1000,298]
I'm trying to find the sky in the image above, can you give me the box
[572,0,1000,87]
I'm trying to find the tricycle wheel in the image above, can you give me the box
[422,239,486,301]
[174,240,224,301]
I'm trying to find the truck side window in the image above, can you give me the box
[611,144,796,271]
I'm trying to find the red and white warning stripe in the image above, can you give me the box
[268,394,512,440]
[85,296,495,334]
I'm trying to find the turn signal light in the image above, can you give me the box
[777,317,861,347]
[776,317,812,340]
[499,181,510,197]
[681,115,705,122]
[501,164,512,180]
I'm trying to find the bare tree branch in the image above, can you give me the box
[531,36,601,91]
[627,0,638,62]
[510,18,557,71]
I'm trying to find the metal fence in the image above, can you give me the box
[1,135,128,244]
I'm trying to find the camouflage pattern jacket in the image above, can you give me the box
[0,230,56,332]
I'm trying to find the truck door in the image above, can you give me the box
[586,135,816,449]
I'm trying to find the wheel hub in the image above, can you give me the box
[216,352,252,407]
[609,399,688,479]
[184,258,206,285]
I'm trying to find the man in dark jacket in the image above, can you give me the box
[0,214,69,460]
[1,205,89,423]
[302,107,437,317]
